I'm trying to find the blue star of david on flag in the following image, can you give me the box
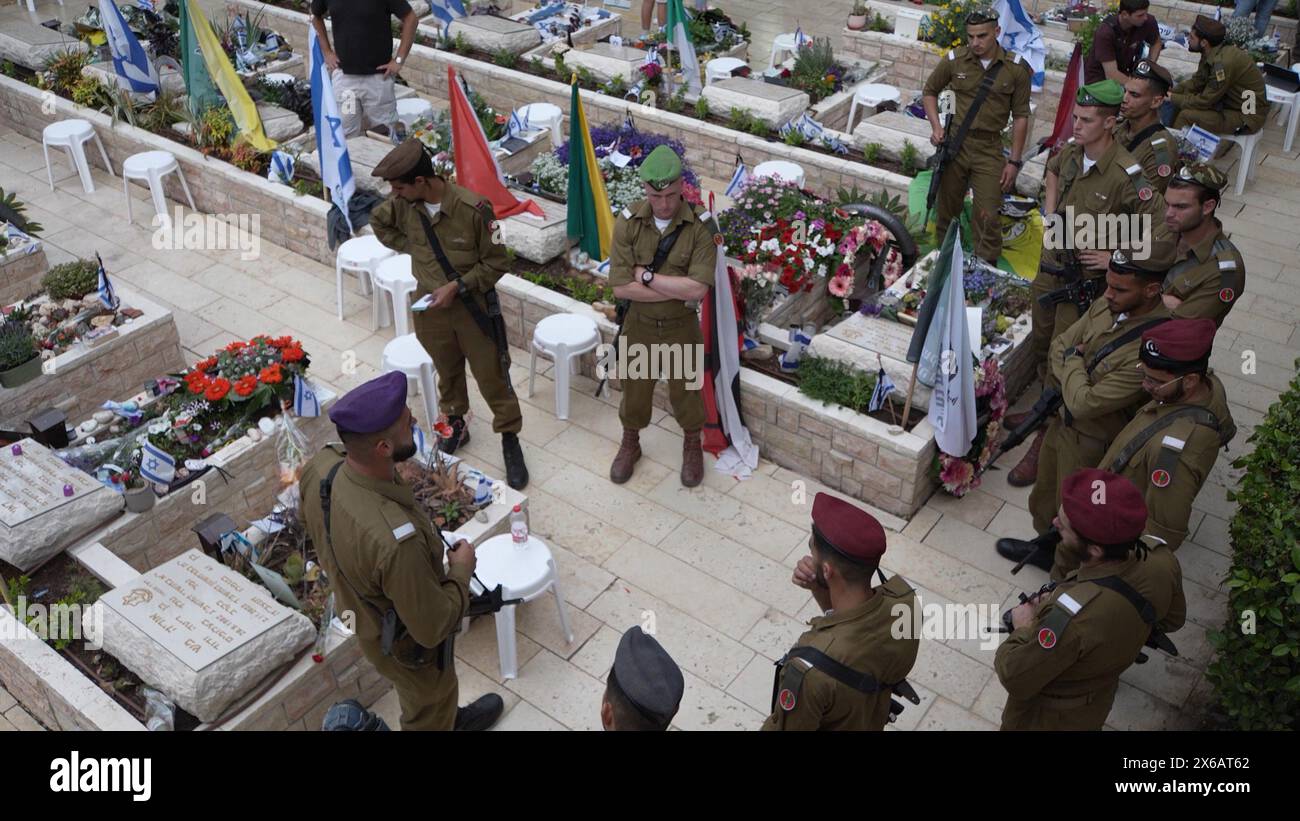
[96,253,119,311]
[140,438,176,485]
[294,374,321,417]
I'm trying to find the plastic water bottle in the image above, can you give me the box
[511,504,528,547]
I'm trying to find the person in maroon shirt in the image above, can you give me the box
[1085,0,1164,84]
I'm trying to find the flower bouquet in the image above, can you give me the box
[933,356,1007,496]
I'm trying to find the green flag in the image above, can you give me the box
[179,0,220,115]
[565,79,613,261]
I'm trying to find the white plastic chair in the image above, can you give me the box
[1265,62,1300,153]
[528,313,600,421]
[470,533,575,680]
[705,57,747,85]
[42,119,113,194]
[381,334,438,429]
[517,102,564,148]
[396,97,435,129]
[334,235,393,321]
[768,32,799,70]
[754,159,806,188]
[121,151,196,229]
[24,0,65,12]
[371,254,418,332]
[1222,130,1262,196]
[846,83,903,131]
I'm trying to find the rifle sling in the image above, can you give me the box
[781,645,906,696]
[1088,575,1157,625]
[1107,406,1230,473]
[949,62,1004,159]
[1084,318,1169,376]
[416,209,501,346]
[1125,121,1168,155]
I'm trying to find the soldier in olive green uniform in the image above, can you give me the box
[1099,319,1235,553]
[762,494,920,731]
[370,139,529,490]
[1116,60,1181,195]
[299,372,504,731]
[922,8,1033,264]
[999,247,1172,573]
[1171,15,1270,135]
[1009,79,1166,487]
[996,469,1186,731]
[1161,164,1246,326]
[607,145,717,488]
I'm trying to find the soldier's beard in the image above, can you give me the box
[392,442,418,462]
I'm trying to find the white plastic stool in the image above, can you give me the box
[335,235,393,320]
[372,254,418,333]
[846,83,902,131]
[1265,63,1300,153]
[396,97,435,129]
[42,119,113,194]
[754,159,806,188]
[768,32,800,70]
[705,57,747,85]
[1222,130,1262,196]
[517,102,564,148]
[471,533,575,680]
[121,151,196,229]
[528,313,600,420]
[24,0,64,13]
[381,334,438,429]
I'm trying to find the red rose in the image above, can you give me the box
[259,363,283,384]
[205,378,231,401]
[234,374,258,397]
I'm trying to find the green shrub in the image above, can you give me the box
[529,56,544,74]
[900,140,920,176]
[782,128,805,146]
[0,187,43,236]
[797,356,877,414]
[694,96,710,119]
[727,107,752,131]
[0,322,37,371]
[493,48,518,69]
[863,142,882,163]
[41,258,100,300]
[1206,360,1300,729]
[745,117,770,137]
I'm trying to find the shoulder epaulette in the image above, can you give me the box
[621,207,633,219]
[947,49,956,61]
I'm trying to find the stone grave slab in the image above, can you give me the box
[301,134,396,194]
[82,62,187,98]
[702,78,810,127]
[0,18,88,71]
[561,42,648,83]
[0,439,123,572]
[97,549,315,723]
[445,14,542,55]
[500,194,570,263]
[256,102,306,142]
[812,311,935,408]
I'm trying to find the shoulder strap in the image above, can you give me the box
[1125,122,1167,154]
[1085,318,1169,375]
[951,62,1003,152]
[1124,161,1153,201]
[1087,576,1157,625]
[1210,237,1241,293]
[785,646,896,694]
[415,209,502,342]
[318,460,394,625]
[647,218,690,272]
[1108,406,1231,473]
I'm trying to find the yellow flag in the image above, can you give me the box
[184,0,275,152]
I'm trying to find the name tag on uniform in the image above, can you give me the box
[1161,435,1186,452]
[956,73,968,79]
[392,522,416,541]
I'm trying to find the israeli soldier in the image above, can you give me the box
[998,246,1172,574]
[762,494,920,731]
[299,371,505,731]
[1161,163,1246,326]
[1171,14,1270,135]
[600,626,684,731]
[1009,79,1167,487]
[996,468,1186,731]
[1115,60,1182,195]
[1096,319,1235,556]
[370,139,529,490]
[607,145,716,488]
[921,6,1033,264]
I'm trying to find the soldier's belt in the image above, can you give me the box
[1034,691,1097,710]
[633,312,694,328]
[964,128,1003,141]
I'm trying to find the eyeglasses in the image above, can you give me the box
[1138,368,1185,392]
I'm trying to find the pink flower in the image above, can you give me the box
[939,457,976,496]
[827,271,853,297]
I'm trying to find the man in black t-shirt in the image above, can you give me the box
[1084,0,1163,84]
[311,0,419,137]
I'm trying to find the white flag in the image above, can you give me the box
[928,226,977,458]
[309,27,357,233]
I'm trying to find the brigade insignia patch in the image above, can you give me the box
[1037,627,1057,649]
[1219,287,1234,303]
[713,233,724,246]
[779,688,797,711]
[1138,186,1153,201]
[1151,468,1171,488]
[1158,164,1172,177]
[1215,69,1226,83]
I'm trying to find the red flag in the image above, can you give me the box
[447,66,544,219]
[1044,43,1084,157]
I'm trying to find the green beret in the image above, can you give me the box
[965,6,997,25]
[638,144,683,189]
[1173,162,1228,193]
[1077,79,1124,107]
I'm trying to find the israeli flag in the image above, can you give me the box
[95,253,119,311]
[309,27,357,233]
[724,158,749,197]
[294,374,321,417]
[411,421,426,456]
[101,0,160,94]
[794,26,810,48]
[1214,6,1222,20]
[506,108,529,139]
[140,438,176,485]
[994,0,1047,92]
[869,366,896,412]
[429,0,468,38]
[268,150,295,184]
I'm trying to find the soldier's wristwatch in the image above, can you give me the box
[641,269,655,286]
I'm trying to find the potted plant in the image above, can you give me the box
[0,320,41,388]
[121,470,156,513]
[848,1,870,30]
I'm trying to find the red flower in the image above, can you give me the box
[195,356,217,373]
[234,375,258,397]
[434,421,454,439]
[205,378,231,401]
[259,363,283,384]
[268,336,294,348]
[225,341,247,354]
[280,345,305,363]
[186,373,210,395]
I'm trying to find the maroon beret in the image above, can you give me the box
[329,371,408,434]
[811,493,887,563]
[1140,318,1216,372]
[1061,468,1148,546]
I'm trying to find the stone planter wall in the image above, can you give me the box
[0,243,46,307]
[496,274,939,516]
[0,287,184,428]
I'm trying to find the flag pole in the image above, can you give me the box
[894,361,919,434]
[877,353,898,426]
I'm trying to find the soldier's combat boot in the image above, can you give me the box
[610,428,641,484]
[438,415,470,455]
[1007,427,1047,487]
[454,693,505,731]
[502,433,529,490]
[681,429,704,488]
[995,530,1061,572]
